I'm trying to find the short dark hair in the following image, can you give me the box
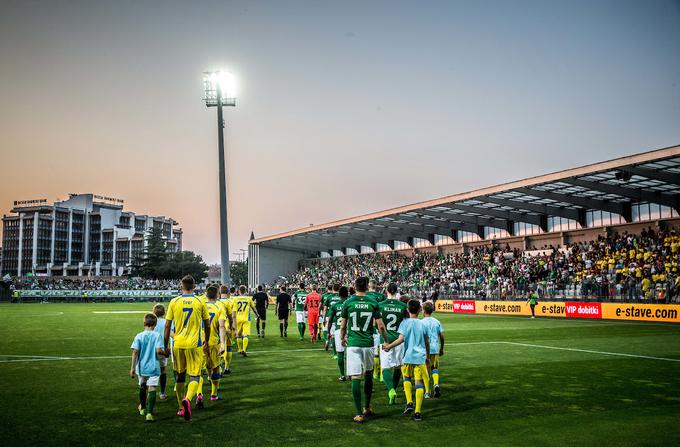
[333,283,340,292]
[257,285,263,292]
[280,285,287,292]
[144,313,158,328]
[219,285,229,295]
[299,282,305,289]
[339,286,349,298]
[230,287,236,294]
[407,299,422,315]
[423,301,435,315]
[181,275,195,291]
[349,287,356,295]
[152,303,165,317]
[238,285,246,294]
[387,283,398,295]
[368,279,377,290]
[206,284,219,300]
[355,277,369,293]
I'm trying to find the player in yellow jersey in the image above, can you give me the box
[205,284,227,401]
[164,275,210,421]
[218,285,237,373]
[233,285,259,357]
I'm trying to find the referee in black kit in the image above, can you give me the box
[276,286,292,337]
[253,285,269,337]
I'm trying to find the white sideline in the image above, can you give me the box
[501,341,680,363]
[1,340,679,364]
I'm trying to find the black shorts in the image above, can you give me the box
[277,309,289,320]
[256,308,267,320]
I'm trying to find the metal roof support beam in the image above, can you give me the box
[624,166,680,187]
[413,209,507,231]
[482,196,576,228]
[386,240,395,250]
[566,178,680,214]
[389,214,485,234]
[439,203,544,227]
[427,233,436,245]
[513,187,627,223]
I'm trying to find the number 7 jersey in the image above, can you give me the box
[341,295,382,348]
[166,294,209,349]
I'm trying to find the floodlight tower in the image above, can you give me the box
[203,71,236,286]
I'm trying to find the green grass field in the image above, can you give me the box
[1,303,680,446]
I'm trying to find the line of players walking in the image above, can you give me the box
[130,275,443,423]
[278,277,444,422]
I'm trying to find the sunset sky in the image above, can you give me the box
[1,0,679,264]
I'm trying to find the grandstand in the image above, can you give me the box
[248,144,680,292]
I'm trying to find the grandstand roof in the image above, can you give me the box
[251,144,680,253]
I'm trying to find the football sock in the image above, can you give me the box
[226,348,233,368]
[432,369,440,386]
[394,368,402,386]
[322,330,328,341]
[256,320,261,335]
[373,357,380,378]
[175,382,185,407]
[280,323,284,336]
[186,378,200,401]
[139,384,147,410]
[237,337,243,352]
[298,323,305,338]
[382,368,394,392]
[423,373,431,394]
[146,390,157,415]
[351,379,362,416]
[415,384,425,413]
[262,322,266,334]
[403,377,413,404]
[243,336,249,352]
[364,372,373,409]
[337,352,345,376]
[198,375,204,396]
[160,373,167,394]
[210,373,220,396]
[284,321,288,333]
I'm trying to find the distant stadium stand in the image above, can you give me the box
[249,144,680,303]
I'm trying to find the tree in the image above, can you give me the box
[230,261,248,287]
[131,227,208,281]
[131,227,168,278]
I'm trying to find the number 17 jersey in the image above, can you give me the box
[341,295,382,348]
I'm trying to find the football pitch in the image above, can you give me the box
[1,303,679,446]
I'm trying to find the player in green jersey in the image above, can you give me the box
[324,284,342,353]
[378,283,409,404]
[320,283,334,345]
[327,285,349,381]
[340,277,389,423]
[292,283,308,340]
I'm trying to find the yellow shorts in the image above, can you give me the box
[429,354,440,370]
[206,345,221,369]
[237,320,251,336]
[172,347,203,377]
[401,364,429,383]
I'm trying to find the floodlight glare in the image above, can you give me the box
[203,70,236,107]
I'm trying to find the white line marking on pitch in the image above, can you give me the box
[92,311,149,314]
[2,341,678,364]
[501,341,680,363]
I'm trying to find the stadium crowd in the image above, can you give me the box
[274,228,680,303]
[11,277,177,291]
